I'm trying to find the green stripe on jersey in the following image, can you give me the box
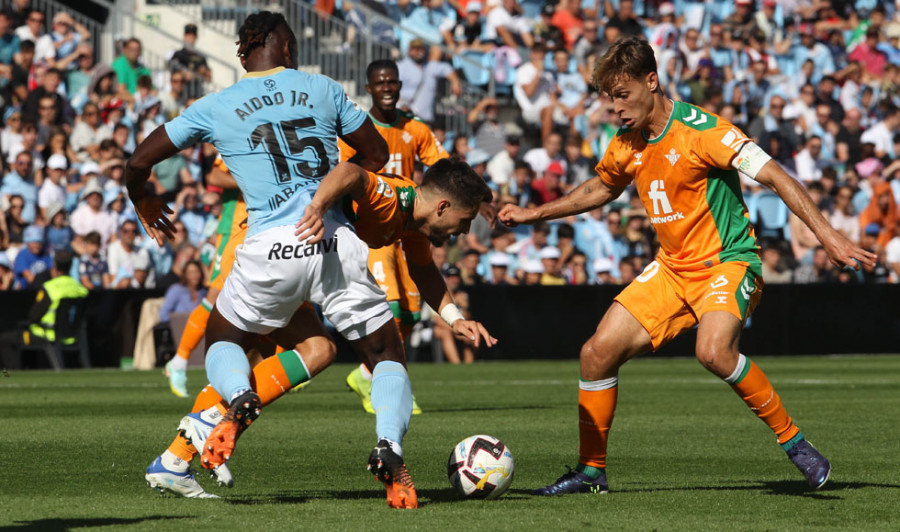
[277,350,310,387]
[706,167,759,265]
[388,301,421,325]
[733,267,760,320]
[216,189,240,235]
[674,101,717,132]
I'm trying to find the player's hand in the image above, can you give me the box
[822,231,877,270]
[451,319,498,348]
[498,204,535,227]
[133,194,176,247]
[295,203,325,244]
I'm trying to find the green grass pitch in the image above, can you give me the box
[1,356,898,530]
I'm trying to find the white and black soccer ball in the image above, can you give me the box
[447,435,515,499]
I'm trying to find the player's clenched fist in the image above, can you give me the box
[498,204,536,227]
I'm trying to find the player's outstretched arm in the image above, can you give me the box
[295,162,370,244]
[755,160,877,270]
[125,126,180,246]
[407,259,498,348]
[498,175,625,227]
[341,119,389,172]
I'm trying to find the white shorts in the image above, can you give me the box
[216,218,392,340]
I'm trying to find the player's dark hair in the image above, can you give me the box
[592,36,657,94]
[366,59,399,81]
[420,157,492,211]
[54,250,73,274]
[236,11,294,58]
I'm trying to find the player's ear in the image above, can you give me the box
[646,72,659,93]
[436,198,451,216]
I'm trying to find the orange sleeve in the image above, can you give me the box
[338,137,357,163]
[400,232,433,265]
[594,137,631,188]
[214,156,229,173]
[693,120,751,170]
[415,122,449,167]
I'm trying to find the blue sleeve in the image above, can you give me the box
[331,79,368,137]
[164,94,217,149]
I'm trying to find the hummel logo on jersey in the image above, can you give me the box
[268,237,338,260]
[634,153,643,166]
[684,108,708,126]
[665,148,680,166]
[721,127,748,151]
[402,131,413,144]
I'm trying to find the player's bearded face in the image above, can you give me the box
[425,204,478,245]
[609,74,656,130]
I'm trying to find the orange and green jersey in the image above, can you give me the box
[596,101,759,271]
[213,157,247,237]
[338,110,448,176]
[344,171,432,266]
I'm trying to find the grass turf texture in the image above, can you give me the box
[1,356,898,531]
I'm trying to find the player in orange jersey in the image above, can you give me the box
[146,158,496,504]
[339,59,449,413]
[164,156,246,397]
[500,37,876,494]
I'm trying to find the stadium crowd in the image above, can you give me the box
[1,0,899,309]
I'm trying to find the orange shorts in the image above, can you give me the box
[615,259,763,351]
[209,223,247,292]
[368,242,421,339]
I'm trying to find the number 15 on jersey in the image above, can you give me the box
[249,118,329,183]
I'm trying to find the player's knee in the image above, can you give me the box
[695,343,735,376]
[579,336,619,370]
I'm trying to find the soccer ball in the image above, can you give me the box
[447,435,515,499]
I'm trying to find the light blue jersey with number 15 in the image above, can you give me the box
[165,67,368,237]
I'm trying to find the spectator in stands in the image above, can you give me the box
[44,202,71,254]
[562,249,588,285]
[605,0,643,39]
[24,68,73,127]
[485,0,533,49]
[86,64,117,109]
[488,252,516,284]
[0,10,21,66]
[77,230,109,289]
[158,258,206,323]
[522,259,543,284]
[459,249,486,286]
[530,160,565,205]
[514,43,555,130]
[508,160,534,206]
[538,246,565,285]
[515,219,550,263]
[13,225,51,288]
[4,193,27,246]
[794,135,824,183]
[859,182,899,251]
[65,43,94,101]
[793,246,835,283]
[533,3,564,51]
[859,224,890,283]
[111,37,150,102]
[150,148,193,203]
[545,48,587,141]
[592,256,614,285]
[860,103,900,160]
[174,186,212,247]
[468,96,507,156]
[486,135,519,189]
[830,185,860,244]
[523,130,564,176]
[159,69,187,121]
[885,230,900,283]
[49,11,90,71]
[760,243,792,284]
[849,26,887,80]
[8,38,34,97]
[562,133,593,190]
[407,0,457,49]
[1,111,23,160]
[70,178,116,250]
[573,19,601,79]
[169,24,211,100]
[836,107,865,168]
[2,150,38,224]
[397,38,461,124]
[15,9,54,64]
[748,95,800,159]
[551,0,583,51]
[108,219,152,289]
[622,212,653,261]
[38,154,66,217]
[448,1,494,53]
[70,102,111,162]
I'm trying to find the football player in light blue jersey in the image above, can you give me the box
[126,11,419,509]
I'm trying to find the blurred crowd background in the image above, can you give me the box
[1,0,899,312]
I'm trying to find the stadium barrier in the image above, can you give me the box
[1,284,897,368]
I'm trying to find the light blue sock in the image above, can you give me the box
[205,341,251,403]
[371,361,413,453]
